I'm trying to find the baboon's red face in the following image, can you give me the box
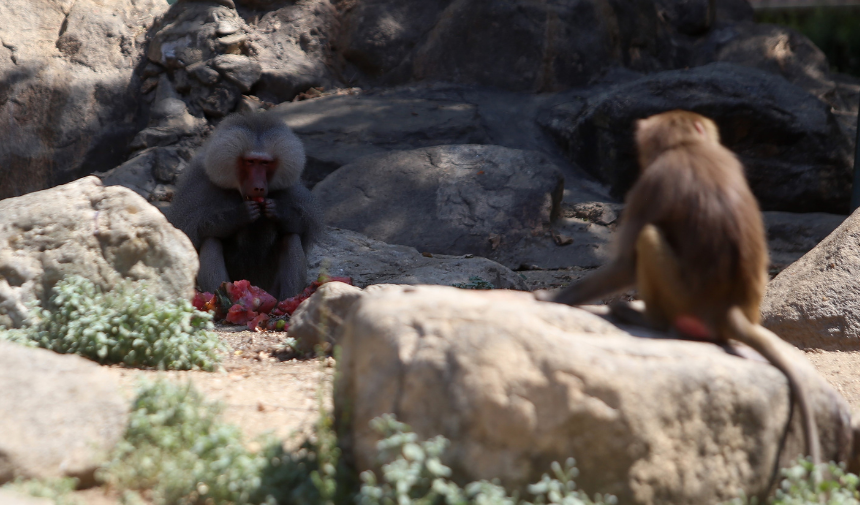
[239,153,276,202]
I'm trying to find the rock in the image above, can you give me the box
[0,0,169,200]
[338,0,679,92]
[250,0,340,104]
[146,1,255,118]
[763,211,846,270]
[0,341,128,486]
[714,0,754,23]
[0,177,198,328]
[101,149,160,201]
[211,54,262,92]
[699,22,851,112]
[187,61,221,85]
[274,86,491,186]
[147,2,242,69]
[289,281,364,353]
[539,63,852,213]
[655,0,713,36]
[762,210,860,350]
[308,227,527,290]
[312,145,563,269]
[333,286,852,504]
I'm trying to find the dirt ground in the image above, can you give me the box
[105,325,335,447]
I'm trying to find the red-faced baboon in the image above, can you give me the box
[536,110,821,465]
[166,111,322,299]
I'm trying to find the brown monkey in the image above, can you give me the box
[537,110,821,465]
[165,110,322,300]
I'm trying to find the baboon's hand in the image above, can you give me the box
[263,198,277,219]
[244,200,262,222]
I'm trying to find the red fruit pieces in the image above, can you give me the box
[248,312,270,331]
[226,303,256,325]
[192,291,214,311]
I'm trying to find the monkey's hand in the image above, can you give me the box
[263,198,277,219]
[244,200,262,222]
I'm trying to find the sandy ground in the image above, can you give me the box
[804,350,860,413]
[105,325,335,447]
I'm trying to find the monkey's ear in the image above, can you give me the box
[694,121,707,137]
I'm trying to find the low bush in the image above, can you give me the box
[1,275,223,370]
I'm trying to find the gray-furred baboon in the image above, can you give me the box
[166,111,322,300]
[536,110,822,465]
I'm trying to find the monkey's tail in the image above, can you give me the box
[726,307,822,467]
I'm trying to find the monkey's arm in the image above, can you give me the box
[196,199,259,240]
[539,258,636,305]
[267,186,324,248]
[166,162,258,247]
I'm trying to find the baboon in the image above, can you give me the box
[166,110,322,300]
[536,110,821,465]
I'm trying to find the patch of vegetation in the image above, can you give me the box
[2,477,81,505]
[757,7,860,77]
[751,458,859,505]
[357,414,616,505]
[99,378,350,505]
[452,276,496,290]
[0,275,223,370]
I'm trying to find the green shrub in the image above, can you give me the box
[0,275,223,370]
[452,276,496,290]
[357,414,616,505]
[100,378,347,505]
[771,458,859,505]
[1,477,81,505]
[101,380,268,504]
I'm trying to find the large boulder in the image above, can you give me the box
[763,211,846,270]
[0,0,168,199]
[700,23,841,109]
[539,62,852,213]
[313,145,563,269]
[0,341,128,486]
[308,227,527,290]
[331,286,852,504]
[762,210,860,350]
[313,145,564,268]
[337,0,682,91]
[249,0,340,104]
[0,176,197,328]
[274,86,491,187]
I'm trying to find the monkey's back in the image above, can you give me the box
[630,141,769,324]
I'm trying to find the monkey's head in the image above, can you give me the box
[204,111,306,199]
[635,110,720,169]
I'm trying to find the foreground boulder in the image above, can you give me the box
[313,145,563,269]
[327,286,850,504]
[0,341,128,485]
[762,210,860,350]
[0,176,197,328]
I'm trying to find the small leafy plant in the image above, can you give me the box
[357,414,616,505]
[1,275,223,370]
[452,276,496,290]
[101,379,272,505]
[1,477,81,505]
[100,378,346,505]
